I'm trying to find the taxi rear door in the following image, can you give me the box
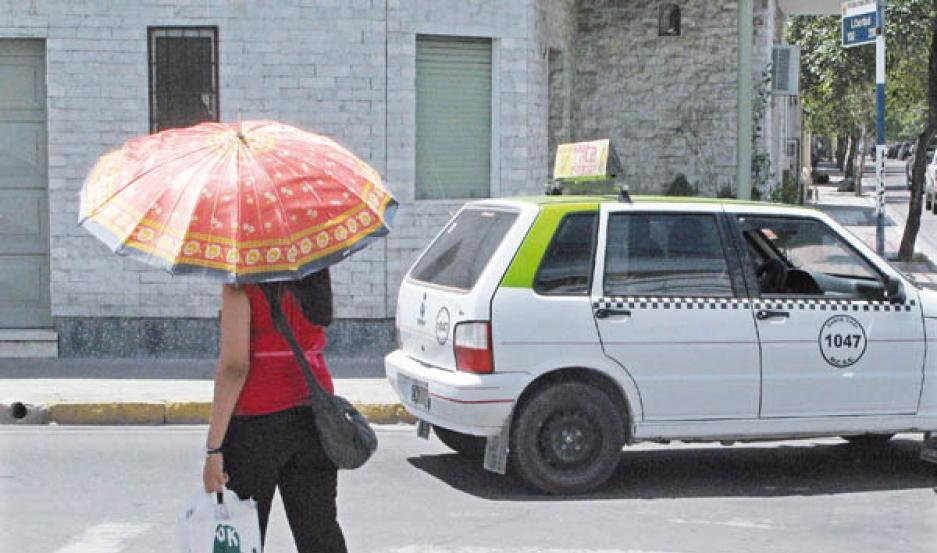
[591,203,761,421]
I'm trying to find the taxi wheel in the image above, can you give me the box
[510,382,624,495]
[842,433,895,446]
[433,426,486,458]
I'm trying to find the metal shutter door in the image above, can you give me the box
[415,36,491,200]
[0,39,51,328]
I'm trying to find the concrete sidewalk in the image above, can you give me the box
[810,161,937,286]
[0,356,410,425]
[0,377,410,425]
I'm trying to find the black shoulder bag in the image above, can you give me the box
[260,285,378,470]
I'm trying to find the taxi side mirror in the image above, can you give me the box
[885,275,906,304]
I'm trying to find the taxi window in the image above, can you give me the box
[410,208,518,291]
[604,213,733,297]
[738,216,878,282]
[534,212,597,295]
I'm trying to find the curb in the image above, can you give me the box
[0,401,415,426]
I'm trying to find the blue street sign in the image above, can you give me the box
[842,11,877,48]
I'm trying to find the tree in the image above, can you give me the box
[898,15,937,260]
[788,16,874,185]
[788,1,935,259]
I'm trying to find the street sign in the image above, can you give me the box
[842,0,878,48]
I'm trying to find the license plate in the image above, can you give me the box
[921,447,937,464]
[410,379,431,410]
[922,432,937,463]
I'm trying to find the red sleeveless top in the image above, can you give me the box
[234,285,334,416]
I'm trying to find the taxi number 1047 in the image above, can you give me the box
[824,333,863,348]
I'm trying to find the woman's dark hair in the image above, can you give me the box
[259,268,333,327]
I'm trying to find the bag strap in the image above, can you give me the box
[259,284,330,404]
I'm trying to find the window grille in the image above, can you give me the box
[658,4,681,37]
[148,26,219,133]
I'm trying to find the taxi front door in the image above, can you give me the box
[732,213,925,417]
[591,205,760,421]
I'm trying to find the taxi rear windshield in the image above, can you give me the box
[410,208,518,291]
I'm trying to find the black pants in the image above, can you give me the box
[223,406,347,553]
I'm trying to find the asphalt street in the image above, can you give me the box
[2,426,935,553]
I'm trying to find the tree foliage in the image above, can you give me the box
[788,1,934,140]
[788,1,936,262]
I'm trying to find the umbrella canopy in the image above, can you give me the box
[79,121,397,283]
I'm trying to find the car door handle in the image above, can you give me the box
[756,310,789,320]
[595,308,631,319]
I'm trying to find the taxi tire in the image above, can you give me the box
[842,433,895,446]
[510,382,625,495]
[433,426,486,458]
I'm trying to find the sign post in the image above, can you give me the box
[874,0,886,257]
[842,0,886,255]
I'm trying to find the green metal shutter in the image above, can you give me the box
[415,36,492,200]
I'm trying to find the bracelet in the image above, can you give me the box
[205,446,224,456]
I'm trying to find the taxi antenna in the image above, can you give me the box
[618,185,632,203]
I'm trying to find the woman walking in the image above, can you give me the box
[201,269,347,553]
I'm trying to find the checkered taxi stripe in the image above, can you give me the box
[593,297,916,313]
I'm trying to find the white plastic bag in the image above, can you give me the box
[177,487,263,553]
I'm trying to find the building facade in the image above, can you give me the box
[0,0,800,358]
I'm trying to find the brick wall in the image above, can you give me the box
[0,0,546,332]
[383,0,542,315]
[0,0,774,355]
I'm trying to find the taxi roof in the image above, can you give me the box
[481,195,821,217]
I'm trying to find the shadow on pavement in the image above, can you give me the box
[408,437,935,501]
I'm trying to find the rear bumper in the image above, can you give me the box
[384,349,529,436]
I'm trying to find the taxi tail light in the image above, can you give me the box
[454,321,493,374]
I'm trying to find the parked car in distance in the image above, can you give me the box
[908,140,937,189]
[923,148,937,213]
[386,194,937,494]
[898,141,914,160]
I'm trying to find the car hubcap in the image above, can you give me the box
[539,411,600,469]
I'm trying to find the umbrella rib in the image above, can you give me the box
[262,144,331,223]
[149,140,233,274]
[274,135,379,224]
[268,137,331,209]
[190,137,241,279]
[241,142,303,277]
[81,139,221,224]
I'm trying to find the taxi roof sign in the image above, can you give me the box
[553,139,622,182]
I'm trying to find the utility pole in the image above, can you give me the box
[736,0,753,200]
[874,0,887,256]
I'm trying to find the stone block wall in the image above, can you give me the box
[570,0,744,196]
[0,0,550,355]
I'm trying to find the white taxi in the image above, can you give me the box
[385,195,937,494]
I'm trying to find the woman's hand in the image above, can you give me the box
[202,454,228,493]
